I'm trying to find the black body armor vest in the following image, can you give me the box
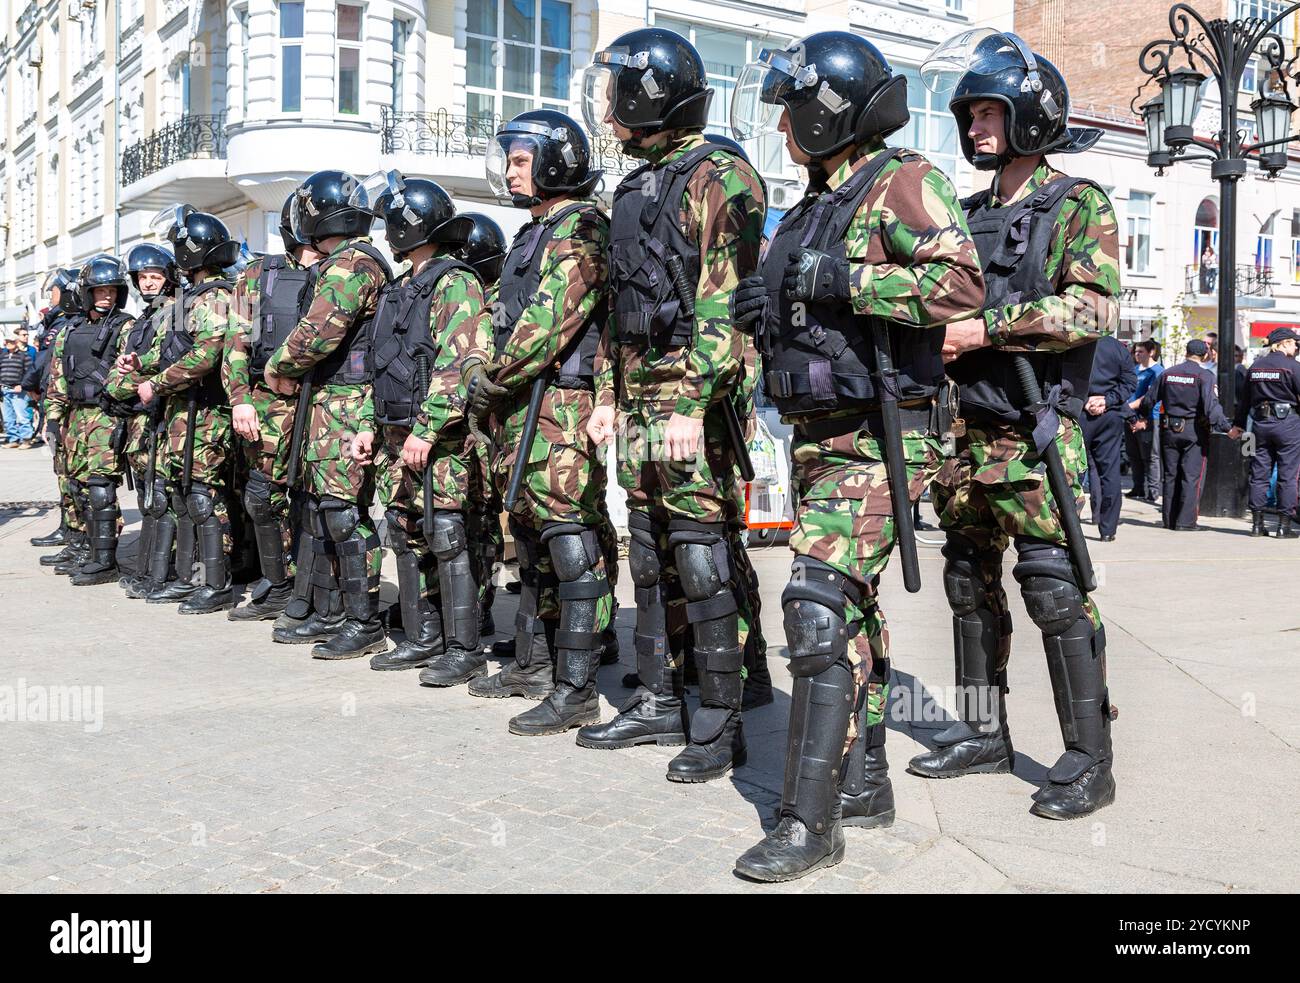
[158,279,233,409]
[118,297,172,414]
[948,176,1105,426]
[494,201,608,387]
[311,241,392,387]
[250,256,318,379]
[761,148,945,418]
[62,309,133,409]
[369,257,474,426]
[608,143,737,349]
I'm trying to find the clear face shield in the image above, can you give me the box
[487,133,539,201]
[921,28,1035,95]
[149,203,195,242]
[582,48,639,141]
[41,270,60,294]
[731,47,813,143]
[365,169,416,228]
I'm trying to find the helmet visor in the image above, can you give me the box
[731,49,809,142]
[41,270,60,293]
[356,169,403,214]
[150,203,195,241]
[581,63,619,142]
[288,190,312,243]
[487,132,542,201]
[921,28,1014,94]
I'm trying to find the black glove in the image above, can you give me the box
[731,275,768,331]
[782,248,851,304]
[462,359,508,418]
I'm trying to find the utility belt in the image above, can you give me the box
[794,400,935,443]
[1253,401,1297,420]
[553,375,594,393]
[612,311,692,349]
[1161,415,1199,433]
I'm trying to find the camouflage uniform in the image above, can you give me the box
[470,199,615,723]
[577,132,766,776]
[777,144,985,795]
[919,161,1122,811]
[266,237,387,642]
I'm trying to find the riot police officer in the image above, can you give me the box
[32,268,83,554]
[44,255,136,585]
[1139,339,1240,530]
[914,29,1122,819]
[1236,328,1300,536]
[353,173,491,681]
[464,110,613,734]
[263,171,393,659]
[225,193,323,622]
[134,207,241,614]
[728,32,985,881]
[105,243,182,597]
[575,28,766,781]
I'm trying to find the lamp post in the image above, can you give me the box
[1135,4,1300,517]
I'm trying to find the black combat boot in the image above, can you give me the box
[179,491,234,614]
[39,532,82,565]
[840,724,896,829]
[1279,515,1299,539]
[576,663,687,749]
[273,607,344,644]
[742,638,774,711]
[509,631,599,736]
[70,479,121,586]
[147,492,199,603]
[228,580,293,621]
[30,524,67,547]
[1251,510,1268,537]
[418,510,487,682]
[734,657,853,883]
[467,627,552,697]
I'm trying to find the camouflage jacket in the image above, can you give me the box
[147,282,232,398]
[593,130,766,417]
[223,253,302,404]
[265,236,386,382]
[46,312,139,423]
[980,162,1120,351]
[359,259,491,444]
[103,295,175,404]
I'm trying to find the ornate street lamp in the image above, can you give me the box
[1134,3,1300,517]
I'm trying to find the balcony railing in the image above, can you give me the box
[380,107,637,176]
[121,113,227,186]
[1185,263,1275,298]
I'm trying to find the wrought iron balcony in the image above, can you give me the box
[381,108,637,175]
[121,114,227,186]
[1185,263,1275,298]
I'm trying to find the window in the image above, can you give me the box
[393,17,413,112]
[237,7,250,117]
[337,3,363,115]
[1235,1,1290,22]
[280,1,304,113]
[1243,57,1259,94]
[1290,210,1300,285]
[1194,196,1219,270]
[945,0,966,12]
[1126,192,1153,274]
[655,18,791,176]
[466,0,572,123]
[1257,212,1276,274]
[893,65,961,179]
[44,151,59,237]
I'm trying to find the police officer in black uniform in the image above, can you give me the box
[1082,333,1137,541]
[1139,339,1241,530]
[1237,327,1300,537]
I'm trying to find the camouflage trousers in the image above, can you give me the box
[376,422,478,600]
[789,425,942,753]
[235,384,298,563]
[49,433,83,533]
[472,438,504,606]
[163,395,233,552]
[303,385,372,505]
[66,405,125,482]
[930,416,1102,677]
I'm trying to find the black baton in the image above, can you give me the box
[285,368,314,490]
[181,389,198,498]
[413,353,434,540]
[870,322,921,594]
[504,373,548,512]
[721,397,756,482]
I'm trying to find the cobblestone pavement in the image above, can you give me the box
[2,448,1297,893]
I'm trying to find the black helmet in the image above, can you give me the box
[42,268,83,313]
[77,254,130,312]
[732,32,908,160]
[453,213,507,287]
[923,29,1100,170]
[125,243,180,297]
[289,169,374,245]
[582,28,712,148]
[372,173,472,260]
[280,192,306,254]
[702,132,750,162]
[488,110,602,208]
[150,204,241,273]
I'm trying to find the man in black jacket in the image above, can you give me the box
[1,330,35,447]
[1082,334,1136,540]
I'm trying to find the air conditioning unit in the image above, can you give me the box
[767,181,802,211]
[27,43,43,67]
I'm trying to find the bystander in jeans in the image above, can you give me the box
[1,328,36,447]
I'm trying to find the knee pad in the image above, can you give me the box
[1013,538,1086,637]
[667,518,731,601]
[942,533,994,617]
[169,485,188,517]
[385,510,414,555]
[186,485,217,525]
[541,522,600,582]
[86,479,117,512]
[429,510,467,561]
[626,511,661,589]
[781,558,858,677]
[146,479,170,519]
[320,498,360,543]
[243,471,281,525]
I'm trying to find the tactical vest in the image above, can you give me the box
[62,309,133,408]
[369,257,474,427]
[494,201,608,387]
[311,240,392,387]
[761,148,945,419]
[158,278,233,409]
[948,175,1106,426]
[250,255,318,379]
[609,143,738,349]
[118,297,172,414]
